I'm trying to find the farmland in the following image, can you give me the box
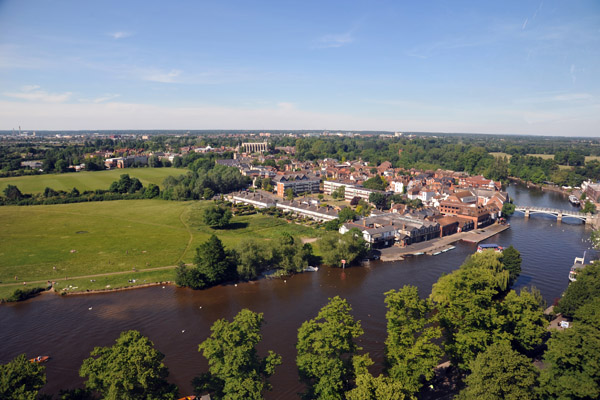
[0,168,188,194]
[0,199,317,300]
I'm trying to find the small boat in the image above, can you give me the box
[568,195,581,206]
[304,266,319,272]
[29,356,49,363]
[413,252,424,256]
[432,251,442,256]
[178,396,196,400]
[477,244,503,253]
[569,253,587,282]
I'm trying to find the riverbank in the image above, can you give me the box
[379,223,510,261]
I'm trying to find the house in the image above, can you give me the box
[273,174,320,197]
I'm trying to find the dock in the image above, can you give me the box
[379,223,510,262]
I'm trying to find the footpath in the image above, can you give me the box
[379,223,510,261]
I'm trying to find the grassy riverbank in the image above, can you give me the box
[0,199,317,300]
[0,168,188,194]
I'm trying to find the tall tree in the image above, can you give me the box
[384,286,442,395]
[195,309,281,400]
[0,354,46,400]
[319,230,367,267]
[500,245,522,285]
[539,325,600,399]
[236,238,271,280]
[296,296,363,400]
[499,288,547,354]
[346,354,407,400]
[202,205,232,228]
[195,234,236,285]
[457,341,539,400]
[555,262,600,317]
[79,330,178,400]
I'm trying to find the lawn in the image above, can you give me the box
[0,168,188,194]
[0,199,318,300]
[585,156,600,162]
[489,152,512,159]
[526,153,555,159]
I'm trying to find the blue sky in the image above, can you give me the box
[0,0,599,136]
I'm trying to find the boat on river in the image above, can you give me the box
[29,356,49,363]
[568,254,587,282]
[477,244,503,253]
[568,195,581,206]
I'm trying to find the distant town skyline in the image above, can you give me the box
[0,1,599,136]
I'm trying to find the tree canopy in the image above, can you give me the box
[195,309,281,400]
[318,230,367,267]
[202,204,233,228]
[458,341,539,400]
[0,354,46,400]
[79,330,177,400]
[296,296,364,400]
[555,262,600,317]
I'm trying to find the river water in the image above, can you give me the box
[1,183,597,399]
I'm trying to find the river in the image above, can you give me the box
[0,183,597,399]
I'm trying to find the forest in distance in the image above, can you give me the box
[3,245,600,400]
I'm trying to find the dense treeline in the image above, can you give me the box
[4,244,600,399]
[161,164,250,200]
[0,174,160,206]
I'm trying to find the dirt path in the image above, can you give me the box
[176,205,195,263]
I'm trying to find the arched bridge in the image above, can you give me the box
[513,205,597,224]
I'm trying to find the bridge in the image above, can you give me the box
[513,205,597,225]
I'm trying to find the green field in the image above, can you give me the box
[585,155,600,162]
[526,153,555,159]
[489,152,512,159]
[0,200,317,300]
[0,168,188,194]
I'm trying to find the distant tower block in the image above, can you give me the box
[242,142,268,153]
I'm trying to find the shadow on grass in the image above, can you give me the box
[220,222,250,230]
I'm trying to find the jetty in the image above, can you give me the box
[379,223,510,261]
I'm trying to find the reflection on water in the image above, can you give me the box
[0,183,597,399]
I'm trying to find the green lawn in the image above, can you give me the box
[0,168,188,194]
[585,156,600,162]
[0,199,317,300]
[526,153,555,160]
[489,152,512,159]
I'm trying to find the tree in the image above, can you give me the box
[573,296,600,330]
[363,175,388,191]
[332,185,345,200]
[502,202,516,216]
[202,205,232,228]
[272,233,312,274]
[297,296,364,400]
[148,155,161,168]
[203,188,215,200]
[236,238,271,280]
[0,354,46,400]
[458,341,539,400]
[318,230,367,267]
[384,286,442,395]
[195,235,236,285]
[285,188,294,201]
[500,245,522,285]
[499,288,547,354]
[539,325,600,399]
[145,183,160,199]
[555,262,600,317]
[195,309,281,400]
[3,184,23,201]
[79,330,177,400]
[583,201,596,214]
[346,354,408,400]
[369,192,388,210]
[338,207,356,222]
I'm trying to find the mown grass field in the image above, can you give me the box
[0,200,317,300]
[0,168,188,194]
[489,152,512,159]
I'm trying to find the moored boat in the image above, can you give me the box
[569,254,587,282]
[477,244,503,253]
[29,356,49,363]
[568,195,581,206]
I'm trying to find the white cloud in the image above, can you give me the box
[315,32,354,48]
[110,31,132,39]
[2,86,72,103]
[138,69,182,83]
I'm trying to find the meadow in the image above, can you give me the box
[0,199,317,300]
[0,168,188,194]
